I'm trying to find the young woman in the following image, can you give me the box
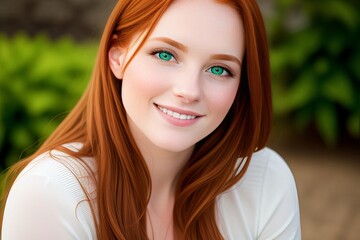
[1,0,301,239]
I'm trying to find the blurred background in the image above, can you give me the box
[0,0,359,238]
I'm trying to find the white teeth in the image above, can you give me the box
[173,112,180,118]
[158,106,196,120]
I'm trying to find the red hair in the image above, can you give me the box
[1,0,271,239]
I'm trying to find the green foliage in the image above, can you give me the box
[269,0,360,145]
[0,33,97,170]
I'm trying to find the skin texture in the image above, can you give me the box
[109,0,245,238]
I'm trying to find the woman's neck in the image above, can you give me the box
[139,140,192,199]
[137,137,191,240]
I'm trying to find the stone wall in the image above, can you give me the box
[0,0,274,40]
[0,0,117,40]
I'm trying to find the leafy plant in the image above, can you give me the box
[268,0,360,145]
[0,33,97,170]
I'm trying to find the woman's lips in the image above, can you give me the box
[154,103,204,127]
[155,104,203,119]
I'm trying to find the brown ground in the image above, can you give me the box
[271,138,360,240]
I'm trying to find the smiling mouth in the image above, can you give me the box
[156,105,197,120]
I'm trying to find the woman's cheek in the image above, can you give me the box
[205,81,239,116]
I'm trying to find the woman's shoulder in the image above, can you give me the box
[19,142,95,182]
[250,147,295,184]
[228,147,297,196]
[13,142,97,206]
[216,147,301,239]
[2,143,97,240]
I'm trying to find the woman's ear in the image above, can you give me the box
[109,46,126,79]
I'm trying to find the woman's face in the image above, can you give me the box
[111,0,245,154]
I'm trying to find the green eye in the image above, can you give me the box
[158,51,173,61]
[210,66,225,75]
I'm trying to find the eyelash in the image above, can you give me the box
[150,48,178,62]
[208,65,234,78]
[149,48,235,78]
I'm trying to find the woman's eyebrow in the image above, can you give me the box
[148,37,189,52]
[210,54,242,67]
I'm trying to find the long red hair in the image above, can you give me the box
[0,0,271,239]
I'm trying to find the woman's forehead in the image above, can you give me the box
[147,0,245,57]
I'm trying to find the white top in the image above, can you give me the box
[2,144,301,239]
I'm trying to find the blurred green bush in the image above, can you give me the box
[0,33,97,170]
[268,0,360,145]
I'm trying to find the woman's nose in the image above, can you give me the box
[172,69,201,103]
